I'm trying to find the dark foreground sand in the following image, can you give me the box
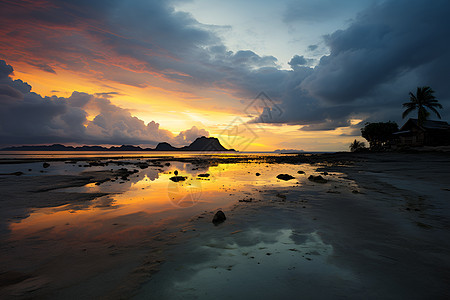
[1,152,450,299]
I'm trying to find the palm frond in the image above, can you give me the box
[402,107,415,119]
[427,106,442,119]
[409,92,418,103]
[428,101,443,109]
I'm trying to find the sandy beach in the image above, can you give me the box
[1,152,450,299]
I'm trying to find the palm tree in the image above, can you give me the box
[349,139,366,152]
[402,86,443,125]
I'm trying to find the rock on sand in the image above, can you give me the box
[276,174,295,181]
[308,175,327,183]
[212,210,226,225]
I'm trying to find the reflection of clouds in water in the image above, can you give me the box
[92,195,120,209]
[214,228,285,248]
[191,164,211,173]
[165,162,213,208]
[140,167,161,181]
[45,195,119,213]
[139,228,359,299]
[167,176,203,208]
[167,162,212,177]
[203,229,333,256]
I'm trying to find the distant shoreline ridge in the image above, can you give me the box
[0,136,236,152]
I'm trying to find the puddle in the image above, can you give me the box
[8,163,315,240]
[136,228,360,300]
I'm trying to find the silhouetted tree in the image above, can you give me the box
[361,121,398,151]
[349,139,366,152]
[402,86,443,125]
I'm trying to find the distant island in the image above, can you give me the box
[0,136,236,152]
[274,149,305,153]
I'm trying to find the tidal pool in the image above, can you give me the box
[8,162,314,241]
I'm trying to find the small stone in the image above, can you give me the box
[136,162,149,169]
[308,175,327,183]
[170,176,186,182]
[277,174,295,181]
[239,198,253,202]
[212,210,226,225]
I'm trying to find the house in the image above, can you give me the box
[393,119,450,147]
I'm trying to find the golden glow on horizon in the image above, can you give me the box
[7,61,359,152]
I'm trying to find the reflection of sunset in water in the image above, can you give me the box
[9,162,311,244]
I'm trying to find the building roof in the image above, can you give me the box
[392,130,411,135]
[399,118,450,131]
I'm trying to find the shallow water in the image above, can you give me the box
[2,157,342,298]
[8,162,314,243]
[138,226,361,300]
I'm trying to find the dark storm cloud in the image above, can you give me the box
[300,0,450,105]
[0,84,23,99]
[0,60,13,78]
[28,62,56,74]
[288,55,312,70]
[0,60,208,146]
[307,45,318,51]
[250,0,450,130]
[288,55,307,67]
[230,51,278,68]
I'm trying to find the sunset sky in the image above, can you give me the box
[1,0,449,151]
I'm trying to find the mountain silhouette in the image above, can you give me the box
[180,136,231,151]
[155,142,178,151]
[1,136,235,152]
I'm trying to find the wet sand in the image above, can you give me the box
[1,152,450,299]
[136,152,450,299]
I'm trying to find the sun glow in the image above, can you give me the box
[4,58,360,152]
